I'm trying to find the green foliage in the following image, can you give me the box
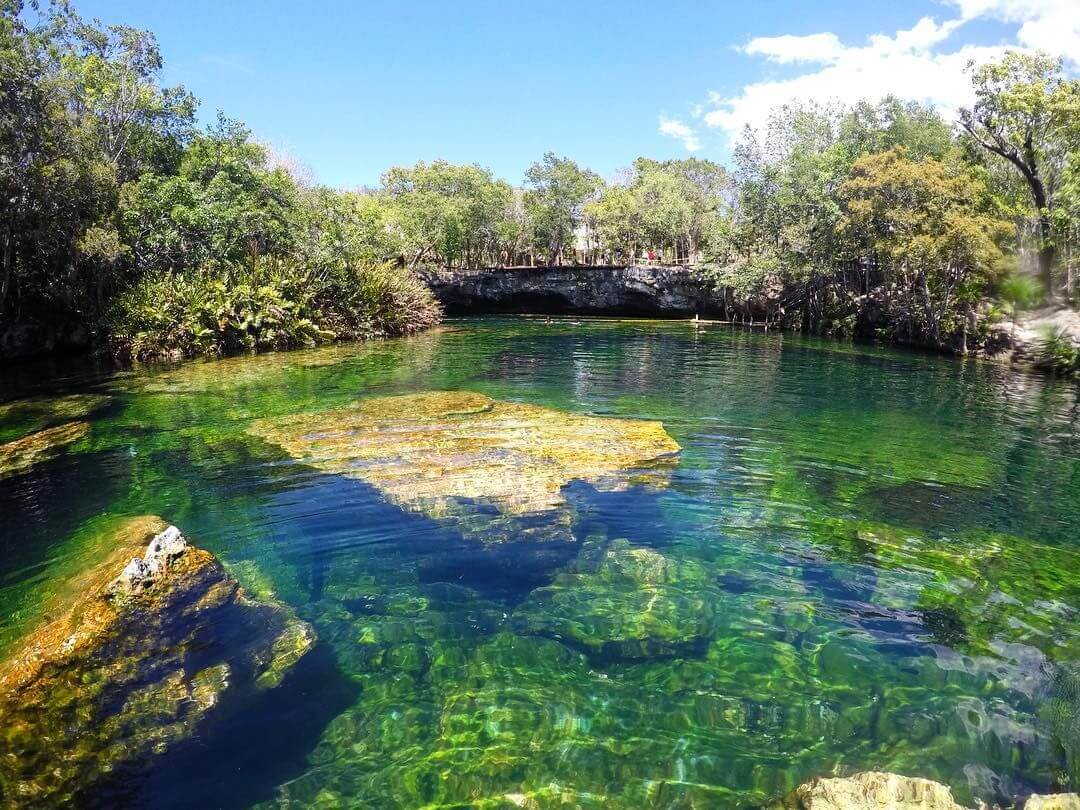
[586,157,731,264]
[109,260,440,361]
[0,3,1077,366]
[840,147,1013,344]
[295,188,399,268]
[381,159,514,269]
[1035,325,1079,376]
[524,152,601,263]
[119,115,298,271]
[961,52,1080,296]
[997,273,1043,313]
[0,3,442,360]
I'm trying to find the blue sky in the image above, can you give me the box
[73,0,1078,188]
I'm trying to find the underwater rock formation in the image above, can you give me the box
[248,391,680,543]
[0,393,110,443]
[0,420,89,479]
[0,517,315,806]
[512,539,717,662]
[1024,796,1080,810]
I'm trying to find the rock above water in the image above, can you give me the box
[1024,796,1080,810]
[784,773,1079,810]
[784,772,964,810]
[0,517,315,806]
[422,265,727,317]
[248,391,680,543]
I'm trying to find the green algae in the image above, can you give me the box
[512,540,717,662]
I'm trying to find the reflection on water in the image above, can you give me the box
[1,317,1079,807]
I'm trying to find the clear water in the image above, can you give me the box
[2,317,1079,808]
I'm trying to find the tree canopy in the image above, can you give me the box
[0,0,1077,360]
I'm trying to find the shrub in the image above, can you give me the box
[108,260,441,362]
[1036,325,1080,376]
[997,274,1044,314]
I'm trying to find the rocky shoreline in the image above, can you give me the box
[420,265,728,319]
[421,266,1080,374]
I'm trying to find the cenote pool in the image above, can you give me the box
[1,317,1079,808]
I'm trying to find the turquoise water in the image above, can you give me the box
[1,317,1079,808]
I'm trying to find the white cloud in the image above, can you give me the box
[742,32,844,64]
[697,3,1076,141]
[951,0,1080,58]
[658,116,701,152]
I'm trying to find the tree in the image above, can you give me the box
[585,157,730,265]
[524,153,600,265]
[840,147,1013,345]
[585,184,641,264]
[382,160,512,269]
[50,10,196,183]
[295,188,399,270]
[1,1,117,321]
[960,52,1078,296]
[840,97,954,162]
[633,158,730,263]
[118,116,298,272]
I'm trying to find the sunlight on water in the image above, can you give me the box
[1,317,1078,808]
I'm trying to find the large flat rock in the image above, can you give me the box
[248,391,680,543]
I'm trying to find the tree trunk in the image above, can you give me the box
[0,227,11,318]
[1036,209,1056,297]
[1025,152,1056,298]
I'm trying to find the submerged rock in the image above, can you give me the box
[248,391,680,543]
[784,772,965,809]
[0,420,89,479]
[0,517,315,806]
[512,539,716,662]
[0,393,110,444]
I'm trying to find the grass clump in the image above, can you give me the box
[1036,325,1080,377]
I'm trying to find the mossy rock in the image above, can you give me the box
[0,393,110,444]
[248,391,680,543]
[0,517,315,806]
[0,421,89,479]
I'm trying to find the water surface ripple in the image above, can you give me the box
[1,317,1078,808]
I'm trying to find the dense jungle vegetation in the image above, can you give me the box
[1,1,1079,362]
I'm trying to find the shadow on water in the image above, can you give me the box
[272,472,585,605]
[272,471,674,608]
[563,478,672,549]
[89,643,359,810]
[860,480,997,533]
